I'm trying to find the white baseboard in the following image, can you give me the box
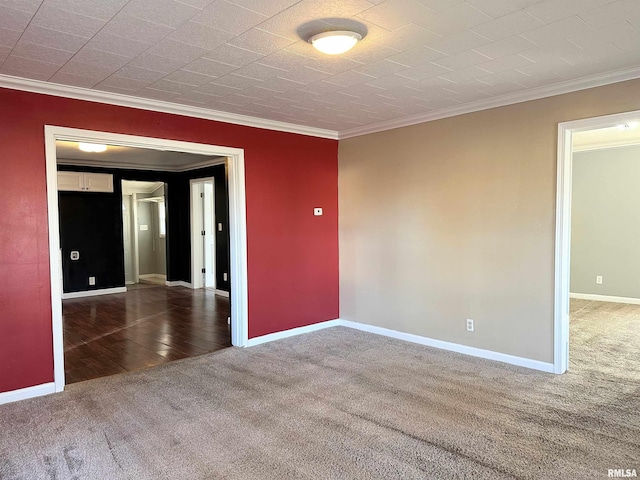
[0,382,56,406]
[339,320,555,373]
[570,292,640,305]
[246,319,341,347]
[215,289,230,298]
[166,280,192,288]
[62,287,126,299]
[246,318,554,373]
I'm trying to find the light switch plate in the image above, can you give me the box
[314,208,323,216]
[140,224,148,231]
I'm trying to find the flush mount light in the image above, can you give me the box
[78,142,107,153]
[309,30,362,55]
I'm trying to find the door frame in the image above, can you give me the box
[554,109,640,374]
[45,126,249,393]
[190,176,217,290]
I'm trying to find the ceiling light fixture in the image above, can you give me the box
[309,30,362,55]
[78,142,107,153]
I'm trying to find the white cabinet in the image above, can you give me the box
[57,172,113,193]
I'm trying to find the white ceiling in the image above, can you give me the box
[2,0,640,137]
[56,140,222,170]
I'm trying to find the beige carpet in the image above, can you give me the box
[1,301,638,479]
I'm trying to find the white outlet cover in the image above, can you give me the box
[314,208,323,216]
[140,224,148,231]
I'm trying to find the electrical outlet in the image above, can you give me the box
[466,319,474,332]
[314,207,323,216]
[89,276,96,286]
[596,275,603,284]
[223,272,228,281]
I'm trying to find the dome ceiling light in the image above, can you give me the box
[78,142,107,153]
[309,30,362,55]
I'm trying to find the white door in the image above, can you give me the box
[203,182,216,288]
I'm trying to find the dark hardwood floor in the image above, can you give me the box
[63,284,231,384]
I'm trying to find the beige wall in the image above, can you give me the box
[339,79,640,363]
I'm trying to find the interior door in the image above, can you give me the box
[203,182,215,288]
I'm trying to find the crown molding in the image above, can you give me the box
[0,74,339,140]
[573,139,640,152]
[338,66,640,139]
[57,156,226,173]
[4,66,640,143]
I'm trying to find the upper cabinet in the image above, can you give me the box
[58,172,113,193]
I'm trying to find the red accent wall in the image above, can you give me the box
[0,88,339,394]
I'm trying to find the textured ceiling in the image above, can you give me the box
[2,0,640,136]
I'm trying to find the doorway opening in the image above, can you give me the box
[46,126,248,392]
[122,180,168,286]
[555,109,640,374]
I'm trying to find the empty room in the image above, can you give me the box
[0,0,639,478]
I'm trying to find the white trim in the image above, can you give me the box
[215,289,230,298]
[45,126,250,396]
[572,140,640,152]
[246,320,341,347]
[1,74,337,140]
[0,382,56,406]
[58,157,229,173]
[3,69,640,142]
[555,109,640,376]
[554,122,573,375]
[244,319,554,373]
[339,66,640,139]
[339,320,555,373]
[227,148,249,349]
[45,129,65,392]
[62,287,127,299]
[570,293,640,305]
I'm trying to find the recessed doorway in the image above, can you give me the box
[45,126,248,392]
[555,109,640,374]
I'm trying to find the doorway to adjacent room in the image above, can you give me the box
[45,126,248,391]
